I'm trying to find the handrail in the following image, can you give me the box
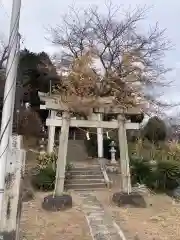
[98,158,112,188]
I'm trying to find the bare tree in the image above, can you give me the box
[50,3,172,111]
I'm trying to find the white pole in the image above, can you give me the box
[97,113,103,158]
[47,110,56,153]
[10,34,20,136]
[0,0,21,225]
[55,111,70,195]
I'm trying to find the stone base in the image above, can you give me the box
[42,194,72,212]
[106,165,119,174]
[0,231,16,240]
[110,160,118,165]
[112,191,146,208]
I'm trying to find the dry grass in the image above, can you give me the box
[22,137,180,239]
[20,192,91,240]
[20,140,91,240]
[95,187,180,240]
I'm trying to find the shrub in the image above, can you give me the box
[130,156,180,191]
[130,156,152,185]
[32,167,56,191]
[37,152,57,170]
[33,151,74,191]
[143,116,167,143]
[156,160,180,190]
[128,138,180,162]
[167,140,180,161]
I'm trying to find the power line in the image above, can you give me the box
[0,4,21,157]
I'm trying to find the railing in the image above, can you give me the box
[98,158,112,188]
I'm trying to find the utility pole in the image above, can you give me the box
[10,34,21,136]
[0,0,22,226]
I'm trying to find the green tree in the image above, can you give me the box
[143,116,167,143]
[17,49,58,118]
[18,49,58,97]
[15,49,58,134]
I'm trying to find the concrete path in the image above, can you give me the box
[78,191,126,240]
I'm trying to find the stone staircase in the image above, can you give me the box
[65,165,107,190]
[67,140,88,163]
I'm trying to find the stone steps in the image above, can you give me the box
[70,174,103,179]
[66,178,105,185]
[65,165,107,190]
[66,182,106,190]
[71,166,101,171]
[70,171,102,176]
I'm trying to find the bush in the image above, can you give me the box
[128,138,180,163]
[130,156,180,191]
[130,157,152,185]
[143,116,167,143]
[156,160,180,190]
[32,167,56,191]
[37,152,57,170]
[167,140,180,161]
[33,152,74,191]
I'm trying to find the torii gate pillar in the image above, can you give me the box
[118,114,131,193]
[47,110,56,153]
[97,113,103,158]
[90,111,104,158]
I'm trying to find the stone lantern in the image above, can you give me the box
[109,140,117,164]
[39,126,46,155]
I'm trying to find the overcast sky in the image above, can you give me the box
[1,0,180,112]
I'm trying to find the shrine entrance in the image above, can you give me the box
[39,92,142,195]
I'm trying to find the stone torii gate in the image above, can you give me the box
[39,93,142,195]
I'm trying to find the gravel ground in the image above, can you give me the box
[20,148,91,240]
[20,192,91,240]
[95,189,180,240]
[22,141,180,239]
